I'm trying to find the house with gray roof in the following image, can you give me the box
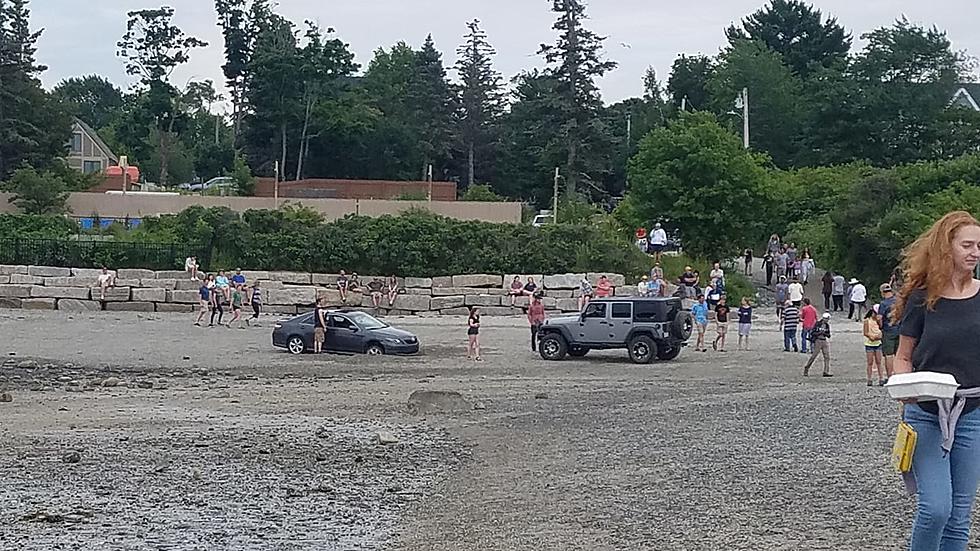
[67,118,118,174]
[950,84,980,111]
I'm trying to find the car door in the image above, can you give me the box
[327,314,361,352]
[608,302,634,344]
[578,302,608,344]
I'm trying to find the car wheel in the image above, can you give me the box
[656,343,682,361]
[568,346,589,357]
[287,336,306,355]
[628,335,658,364]
[672,311,694,341]
[539,334,568,361]
[365,343,385,356]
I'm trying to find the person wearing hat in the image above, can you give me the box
[848,278,867,321]
[803,312,833,377]
[679,266,698,298]
[877,282,899,381]
[637,275,651,297]
[649,222,668,262]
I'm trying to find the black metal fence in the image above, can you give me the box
[0,238,209,270]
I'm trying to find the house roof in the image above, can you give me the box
[72,118,119,163]
[950,84,980,111]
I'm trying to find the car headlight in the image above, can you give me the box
[274,323,283,329]
[383,338,403,344]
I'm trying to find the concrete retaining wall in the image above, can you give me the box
[0,265,633,316]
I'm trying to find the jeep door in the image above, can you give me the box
[608,302,634,344]
[578,302,608,343]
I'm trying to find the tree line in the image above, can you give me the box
[2,0,978,208]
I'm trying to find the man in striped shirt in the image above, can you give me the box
[781,299,800,352]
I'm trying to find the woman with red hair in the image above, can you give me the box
[894,211,980,550]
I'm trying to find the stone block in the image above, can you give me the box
[543,273,586,290]
[174,279,203,291]
[556,298,580,312]
[70,267,105,278]
[0,285,32,298]
[270,271,312,285]
[588,273,626,287]
[545,290,574,298]
[110,269,151,280]
[0,264,28,275]
[315,288,346,306]
[242,270,270,281]
[0,275,8,284]
[167,290,201,304]
[22,298,56,310]
[155,303,195,313]
[111,279,141,288]
[268,287,317,306]
[57,299,101,312]
[507,295,530,308]
[404,277,432,288]
[452,274,503,288]
[431,295,465,310]
[432,287,506,296]
[464,294,501,307]
[101,287,132,302]
[542,297,558,310]
[439,307,471,316]
[0,297,22,309]
[30,286,90,299]
[389,294,430,312]
[311,273,338,286]
[28,265,71,277]
[405,288,431,295]
[145,278,177,290]
[155,270,188,279]
[480,306,522,317]
[9,274,43,285]
[431,276,453,288]
[255,279,283,289]
[106,301,155,312]
[44,276,97,288]
[132,288,167,302]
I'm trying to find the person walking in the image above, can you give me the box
[821,270,834,311]
[767,234,781,257]
[248,281,262,326]
[209,279,224,327]
[195,276,210,326]
[799,298,818,354]
[849,278,868,321]
[892,211,980,551]
[743,248,754,276]
[863,307,885,387]
[737,297,753,351]
[527,294,546,352]
[781,300,800,352]
[774,276,790,319]
[692,295,710,352]
[712,296,730,352]
[877,283,899,382]
[467,307,482,361]
[763,251,774,287]
[649,222,668,263]
[313,298,327,354]
[800,253,815,285]
[832,272,846,311]
[786,244,799,279]
[803,313,833,377]
[229,285,244,329]
[775,248,788,282]
[788,277,805,307]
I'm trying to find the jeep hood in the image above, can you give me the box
[545,315,580,325]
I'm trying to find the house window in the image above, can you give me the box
[70,133,82,154]
[82,160,102,174]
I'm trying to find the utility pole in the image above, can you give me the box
[427,164,433,201]
[626,112,632,190]
[553,167,560,224]
[742,87,750,149]
[274,160,280,209]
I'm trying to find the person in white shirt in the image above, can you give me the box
[97,267,115,301]
[788,277,805,306]
[184,256,198,281]
[709,262,725,287]
[848,278,867,321]
[637,276,650,297]
[648,223,668,262]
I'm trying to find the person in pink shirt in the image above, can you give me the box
[595,275,613,298]
[799,297,819,354]
[527,293,547,352]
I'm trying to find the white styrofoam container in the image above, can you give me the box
[885,372,959,401]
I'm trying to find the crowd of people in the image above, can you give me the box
[190,267,262,329]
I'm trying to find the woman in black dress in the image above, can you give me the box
[467,307,482,361]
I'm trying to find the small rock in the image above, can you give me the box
[376,431,399,445]
[102,377,121,388]
[58,406,68,412]
[16,360,34,368]
[534,392,549,400]
[182,356,191,361]
[62,451,81,464]
[0,392,11,403]
[137,381,153,389]
[473,402,487,410]
[57,376,71,383]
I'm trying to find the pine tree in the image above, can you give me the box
[409,35,455,181]
[215,0,270,142]
[538,0,617,197]
[455,19,504,188]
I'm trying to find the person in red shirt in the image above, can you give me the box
[799,297,819,354]
[527,293,547,352]
[595,275,613,298]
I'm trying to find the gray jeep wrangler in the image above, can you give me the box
[537,297,694,364]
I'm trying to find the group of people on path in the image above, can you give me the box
[192,268,262,329]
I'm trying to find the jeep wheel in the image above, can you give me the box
[628,335,658,364]
[656,343,682,361]
[672,311,694,341]
[539,334,568,361]
[568,346,589,357]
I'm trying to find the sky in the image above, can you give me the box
[31,0,980,107]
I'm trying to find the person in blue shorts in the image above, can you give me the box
[691,294,710,352]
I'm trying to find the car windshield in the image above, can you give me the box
[346,311,387,330]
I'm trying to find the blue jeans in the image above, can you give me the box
[783,329,798,351]
[905,404,980,551]
[800,329,812,353]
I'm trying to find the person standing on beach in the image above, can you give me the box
[467,307,482,361]
[781,300,800,352]
[248,281,262,326]
[527,294,546,352]
[737,297,753,351]
[692,295,709,352]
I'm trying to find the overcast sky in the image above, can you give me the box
[32,0,980,106]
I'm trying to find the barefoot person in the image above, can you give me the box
[578,277,594,311]
[97,266,115,301]
[313,298,327,354]
[863,307,884,386]
[892,211,980,550]
[737,297,753,351]
[508,276,524,306]
[247,281,262,326]
[691,295,709,352]
[195,275,210,326]
[467,307,482,361]
[184,255,198,280]
[386,274,399,307]
[229,285,244,329]
[712,296,730,352]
